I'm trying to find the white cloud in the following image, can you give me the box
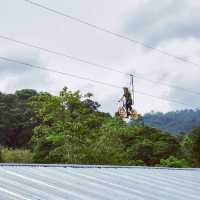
[126,0,200,46]
[0,0,200,114]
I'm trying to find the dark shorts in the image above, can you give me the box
[126,101,132,110]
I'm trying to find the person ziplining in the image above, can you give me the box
[115,74,143,123]
[118,87,133,118]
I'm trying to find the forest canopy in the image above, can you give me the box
[0,88,200,167]
[143,110,200,134]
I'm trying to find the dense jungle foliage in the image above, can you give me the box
[143,110,200,134]
[0,88,200,167]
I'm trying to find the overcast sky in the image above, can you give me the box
[0,0,200,114]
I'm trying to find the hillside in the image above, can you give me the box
[143,110,200,134]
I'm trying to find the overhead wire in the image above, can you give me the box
[0,56,120,89]
[0,56,197,108]
[0,35,126,75]
[22,0,200,69]
[134,74,200,95]
[0,34,199,96]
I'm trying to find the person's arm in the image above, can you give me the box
[118,96,124,102]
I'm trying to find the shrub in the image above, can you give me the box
[1,148,33,163]
[158,156,188,168]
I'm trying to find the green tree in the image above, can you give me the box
[29,87,111,163]
[15,89,37,101]
[0,90,37,148]
[121,126,181,165]
[190,127,200,166]
[158,156,188,168]
[180,135,194,166]
[91,118,129,165]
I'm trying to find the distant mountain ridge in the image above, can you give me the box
[143,109,200,134]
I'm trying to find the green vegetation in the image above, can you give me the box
[0,89,37,148]
[157,156,188,168]
[0,88,200,167]
[1,148,33,163]
[190,127,200,166]
[143,110,200,134]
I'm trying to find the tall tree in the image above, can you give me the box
[0,89,37,148]
[29,87,111,163]
[191,127,200,166]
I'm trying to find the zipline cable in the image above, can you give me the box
[1,34,199,96]
[0,56,120,89]
[0,35,126,75]
[0,56,197,108]
[22,0,200,69]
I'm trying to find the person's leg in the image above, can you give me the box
[128,103,132,112]
[125,102,129,117]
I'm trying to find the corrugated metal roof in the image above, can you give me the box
[0,164,199,200]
